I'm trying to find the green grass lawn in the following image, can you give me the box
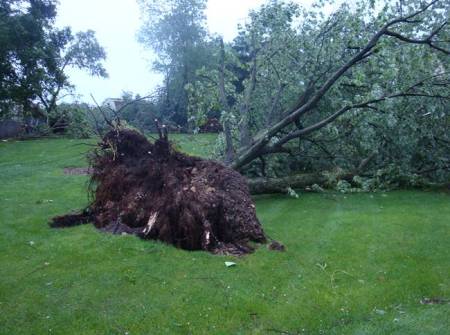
[167,132,218,158]
[0,136,449,335]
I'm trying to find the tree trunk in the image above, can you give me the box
[247,172,353,195]
[218,38,235,164]
[238,45,257,148]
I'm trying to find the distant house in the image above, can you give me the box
[102,98,124,111]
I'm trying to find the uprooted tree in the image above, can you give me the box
[186,0,449,188]
[228,0,449,170]
[53,0,448,254]
[52,122,270,255]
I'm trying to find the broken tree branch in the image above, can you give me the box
[230,0,447,170]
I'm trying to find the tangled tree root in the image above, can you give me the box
[51,129,270,255]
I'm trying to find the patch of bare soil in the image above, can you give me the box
[63,167,92,175]
[52,129,274,255]
[420,297,449,305]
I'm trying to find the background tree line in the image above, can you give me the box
[1,0,448,188]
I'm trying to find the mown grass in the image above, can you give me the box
[168,132,218,158]
[0,135,449,334]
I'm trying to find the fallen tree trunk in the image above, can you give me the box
[248,172,353,195]
[247,152,377,194]
[247,172,449,195]
[248,173,327,195]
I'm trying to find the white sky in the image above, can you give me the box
[56,0,314,103]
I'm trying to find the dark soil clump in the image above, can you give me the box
[51,129,268,255]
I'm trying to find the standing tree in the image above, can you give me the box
[0,0,107,128]
[138,0,213,128]
[36,29,107,126]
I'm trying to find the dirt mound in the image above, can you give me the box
[52,128,268,255]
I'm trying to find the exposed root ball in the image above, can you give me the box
[52,129,267,255]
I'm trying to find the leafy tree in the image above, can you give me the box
[119,91,161,131]
[138,0,213,127]
[188,0,449,183]
[0,0,107,127]
[50,102,94,138]
[36,29,107,125]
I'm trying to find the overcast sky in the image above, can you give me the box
[56,0,313,103]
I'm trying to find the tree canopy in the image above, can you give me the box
[176,0,449,184]
[0,0,107,123]
[138,0,213,127]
